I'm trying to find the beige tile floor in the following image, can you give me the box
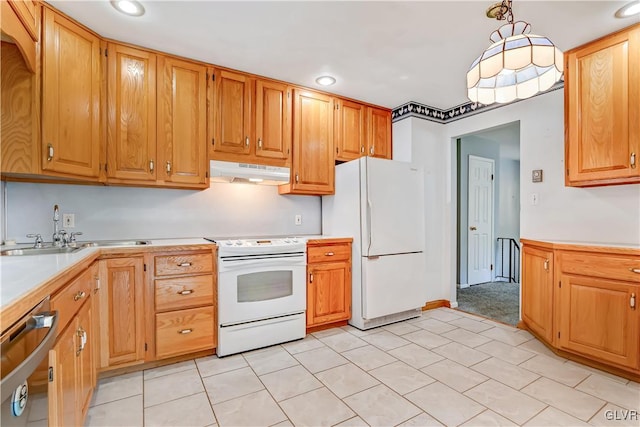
[86,308,640,427]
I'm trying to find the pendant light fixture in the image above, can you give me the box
[467,0,563,105]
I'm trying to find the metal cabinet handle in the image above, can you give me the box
[94,276,100,293]
[73,291,86,301]
[166,161,171,175]
[76,327,87,355]
[47,144,54,161]
[295,173,299,183]
[325,252,335,256]
[258,138,262,149]
[149,159,155,172]
[469,226,477,231]
[369,146,374,155]
[630,268,640,274]
[245,136,250,147]
[631,293,636,310]
[178,329,193,334]
[631,152,636,169]
[177,262,192,267]
[361,146,365,153]
[309,273,313,283]
[178,289,194,295]
[543,259,549,271]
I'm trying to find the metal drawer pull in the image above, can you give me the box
[631,293,636,310]
[630,268,640,274]
[178,329,193,334]
[178,290,194,295]
[73,291,86,301]
[177,262,192,267]
[325,252,335,256]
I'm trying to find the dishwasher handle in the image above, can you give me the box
[1,310,58,402]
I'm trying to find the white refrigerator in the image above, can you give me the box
[322,157,427,330]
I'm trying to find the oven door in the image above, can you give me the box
[218,254,306,325]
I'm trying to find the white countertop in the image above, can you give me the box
[521,238,640,249]
[0,238,213,312]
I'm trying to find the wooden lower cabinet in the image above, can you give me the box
[306,239,352,329]
[521,239,640,377]
[521,244,554,343]
[98,256,146,368]
[49,266,95,427]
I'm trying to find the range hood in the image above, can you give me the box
[210,160,290,185]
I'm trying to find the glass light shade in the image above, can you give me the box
[467,21,563,104]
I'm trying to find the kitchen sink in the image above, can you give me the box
[81,240,152,247]
[0,246,84,256]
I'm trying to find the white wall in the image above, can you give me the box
[4,182,321,243]
[402,89,640,305]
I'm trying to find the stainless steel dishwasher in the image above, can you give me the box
[1,297,58,426]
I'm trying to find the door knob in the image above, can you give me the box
[469,226,477,231]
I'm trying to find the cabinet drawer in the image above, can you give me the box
[155,275,214,312]
[558,251,640,283]
[155,253,213,276]
[155,307,214,359]
[51,268,93,334]
[308,244,351,264]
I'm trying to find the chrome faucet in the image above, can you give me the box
[52,204,64,247]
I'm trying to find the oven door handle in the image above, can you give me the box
[219,257,305,270]
[1,310,58,401]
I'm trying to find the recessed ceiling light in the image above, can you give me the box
[315,76,336,86]
[615,1,640,18]
[110,0,145,17]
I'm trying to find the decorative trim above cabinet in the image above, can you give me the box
[392,81,564,124]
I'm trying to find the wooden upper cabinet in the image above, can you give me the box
[1,0,39,72]
[255,79,291,161]
[157,56,208,187]
[9,0,39,41]
[280,89,335,195]
[565,24,640,186]
[213,69,252,156]
[521,244,554,343]
[106,43,157,182]
[367,107,392,159]
[335,98,365,162]
[42,8,101,178]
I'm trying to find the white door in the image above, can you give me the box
[467,155,494,285]
[361,157,425,256]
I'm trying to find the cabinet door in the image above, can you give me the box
[307,262,351,327]
[157,55,208,186]
[48,319,78,427]
[281,89,334,195]
[521,245,554,343]
[98,257,145,368]
[42,8,100,178]
[367,107,392,159]
[76,300,93,421]
[565,25,640,186]
[255,79,291,161]
[557,274,639,369]
[8,0,38,41]
[335,99,365,162]
[106,43,157,182]
[212,69,252,156]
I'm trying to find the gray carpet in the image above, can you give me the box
[457,281,520,326]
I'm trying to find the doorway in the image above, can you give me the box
[455,122,520,325]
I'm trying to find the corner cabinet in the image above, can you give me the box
[565,23,640,187]
[306,239,352,330]
[279,89,335,195]
[520,239,640,379]
[42,7,101,179]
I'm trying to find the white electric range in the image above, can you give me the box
[205,238,307,356]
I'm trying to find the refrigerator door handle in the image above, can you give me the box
[366,198,373,254]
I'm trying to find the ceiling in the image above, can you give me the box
[49,1,638,110]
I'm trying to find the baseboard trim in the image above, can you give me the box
[306,320,348,334]
[458,283,470,289]
[422,299,451,310]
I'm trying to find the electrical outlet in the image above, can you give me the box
[294,214,302,225]
[63,213,75,228]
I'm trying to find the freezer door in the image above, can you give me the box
[361,157,425,256]
[361,252,427,319]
